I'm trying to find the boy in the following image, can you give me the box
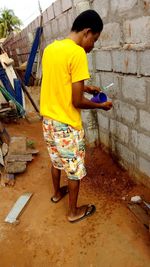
[40,10,112,223]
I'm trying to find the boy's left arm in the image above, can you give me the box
[84,85,101,95]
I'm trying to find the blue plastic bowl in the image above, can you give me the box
[91,92,107,103]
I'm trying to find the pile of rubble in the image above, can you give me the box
[0,122,38,186]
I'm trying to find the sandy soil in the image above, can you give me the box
[0,118,150,267]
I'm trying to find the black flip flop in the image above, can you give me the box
[51,186,68,203]
[69,204,96,223]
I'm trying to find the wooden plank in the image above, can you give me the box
[26,148,39,154]
[128,204,149,229]
[0,91,7,104]
[0,53,16,88]
[7,154,33,162]
[4,192,33,223]
[0,107,11,113]
[0,147,4,166]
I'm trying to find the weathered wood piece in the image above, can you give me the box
[4,192,33,223]
[128,204,149,229]
[1,142,8,156]
[7,154,33,162]
[0,147,4,166]
[0,107,11,113]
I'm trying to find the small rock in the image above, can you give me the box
[131,195,142,203]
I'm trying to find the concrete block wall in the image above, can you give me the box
[3,0,150,186]
[87,0,150,186]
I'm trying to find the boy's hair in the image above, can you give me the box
[71,9,103,33]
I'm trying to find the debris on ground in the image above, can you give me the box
[126,195,150,232]
[120,195,150,231]
[130,195,142,203]
[0,48,40,121]
[0,100,19,123]
[4,192,33,224]
[84,147,150,233]
[0,122,38,187]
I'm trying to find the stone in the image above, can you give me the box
[8,136,27,155]
[6,162,27,174]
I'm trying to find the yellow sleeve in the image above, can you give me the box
[70,48,90,83]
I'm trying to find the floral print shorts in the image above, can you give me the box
[42,118,86,180]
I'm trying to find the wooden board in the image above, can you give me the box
[7,154,33,162]
[4,192,33,223]
[128,204,149,229]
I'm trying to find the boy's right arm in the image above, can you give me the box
[72,81,112,111]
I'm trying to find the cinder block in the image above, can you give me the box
[97,112,109,130]
[100,72,119,98]
[43,23,52,39]
[51,19,59,36]
[58,14,68,33]
[140,110,150,131]
[122,76,146,103]
[92,0,109,18]
[21,30,26,39]
[139,50,150,76]
[115,142,136,165]
[99,131,110,147]
[43,10,48,25]
[131,130,138,148]
[34,16,40,28]
[95,73,101,87]
[67,9,75,29]
[139,157,150,177]
[87,53,93,72]
[114,100,137,125]
[95,51,112,71]
[62,0,72,11]
[100,23,122,47]
[112,50,137,74]
[31,21,37,32]
[27,23,32,33]
[47,5,55,20]
[81,110,98,129]
[110,120,129,144]
[76,1,90,14]
[84,128,99,147]
[123,16,150,44]
[54,0,62,17]
[131,130,150,159]
[74,0,87,4]
[111,0,137,13]
[138,133,150,157]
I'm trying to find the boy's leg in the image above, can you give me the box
[68,179,80,216]
[51,165,68,202]
[67,179,95,222]
[51,166,61,198]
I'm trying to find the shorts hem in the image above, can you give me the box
[52,164,64,170]
[67,172,87,181]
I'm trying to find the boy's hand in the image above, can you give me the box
[84,85,101,95]
[100,101,112,111]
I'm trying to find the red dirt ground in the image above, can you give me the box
[0,118,150,267]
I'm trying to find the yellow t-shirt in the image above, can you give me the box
[40,39,90,130]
